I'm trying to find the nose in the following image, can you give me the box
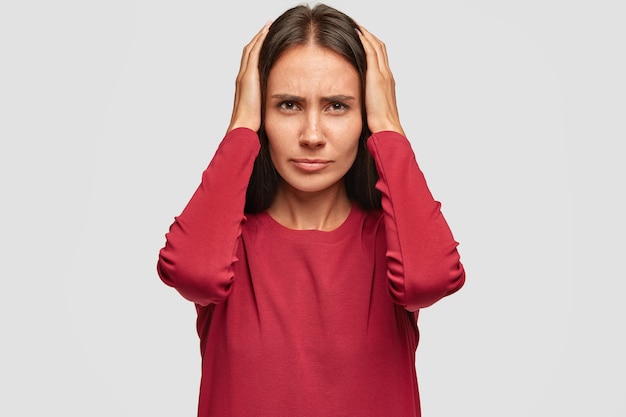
[299,111,325,149]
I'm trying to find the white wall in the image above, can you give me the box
[1,0,624,415]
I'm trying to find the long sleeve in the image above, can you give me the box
[157,128,260,306]
[368,131,465,311]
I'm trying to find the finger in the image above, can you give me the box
[357,25,391,74]
[356,25,378,71]
[233,21,270,108]
[246,21,271,72]
[238,21,271,77]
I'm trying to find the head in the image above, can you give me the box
[245,3,381,213]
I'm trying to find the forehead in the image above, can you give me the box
[267,44,360,93]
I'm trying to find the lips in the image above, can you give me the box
[291,158,332,172]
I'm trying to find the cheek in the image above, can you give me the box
[341,122,363,163]
[266,140,281,167]
[337,112,363,142]
[264,113,297,148]
[264,116,283,161]
[346,139,360,166]
[266,135,293,171]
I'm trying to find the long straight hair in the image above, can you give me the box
[245,3,381,213]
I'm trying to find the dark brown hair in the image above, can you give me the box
[245,3,381,213]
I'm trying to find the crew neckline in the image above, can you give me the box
[253,203,363,243]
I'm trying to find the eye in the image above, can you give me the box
[327,102,349,112]
[278,101,300,111]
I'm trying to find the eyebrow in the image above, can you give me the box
[270,94,357,102]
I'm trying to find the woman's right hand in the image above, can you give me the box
[227,21,271,133]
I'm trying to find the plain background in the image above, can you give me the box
[1,0,624,415]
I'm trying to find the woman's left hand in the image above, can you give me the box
[357,26,405,136]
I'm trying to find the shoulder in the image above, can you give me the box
[241,211,264,234]
[360,206,384,232]
[352,205,385,245]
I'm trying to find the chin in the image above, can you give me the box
[280,176,345,196]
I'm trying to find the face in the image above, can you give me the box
[264,44,362,197]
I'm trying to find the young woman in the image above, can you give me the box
[157,4,465,416]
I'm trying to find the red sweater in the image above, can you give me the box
[157,128,465,417]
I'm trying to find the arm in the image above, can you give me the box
[358,26,464,311]
[157,128,260,306]
[157,22,270,306]
[368,131,465,311]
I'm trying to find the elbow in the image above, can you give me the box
[157,250,234,306]
[388,260,465,312]
[404,262,465,311]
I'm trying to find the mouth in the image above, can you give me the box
[291,158,332,172]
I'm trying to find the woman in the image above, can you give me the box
[157,4,465,416]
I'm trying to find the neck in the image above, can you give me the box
[268,181,352,231]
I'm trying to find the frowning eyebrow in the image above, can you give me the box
[270,94,357,102]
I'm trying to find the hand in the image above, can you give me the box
[357,26,405,136]
[227,21,271,133]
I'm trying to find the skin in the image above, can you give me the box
[227,22,405,230]
[264,45,361,230]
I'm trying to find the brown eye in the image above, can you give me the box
[279,101,298,111]
[328,102,349,112]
